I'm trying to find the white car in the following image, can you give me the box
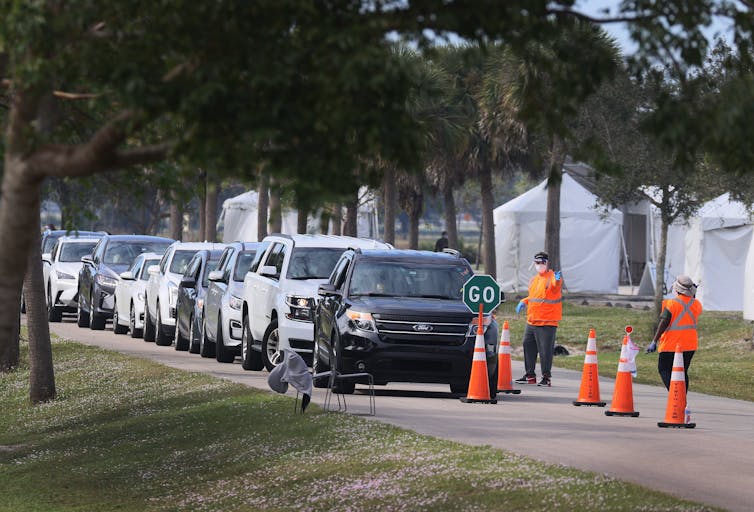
[241,234,391,371]
[112,252,162,337]
[144,241,226,345]
[43,236,102,322]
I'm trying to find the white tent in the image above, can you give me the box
[682,193,753,311]
[494,173,624,293]
[218,187,379,242]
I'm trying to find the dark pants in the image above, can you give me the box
[522,324,557,378]
[658,350,695,391]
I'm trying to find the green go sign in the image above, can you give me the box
[462,274,502,314]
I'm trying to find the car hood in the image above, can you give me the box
[348,296,475,318]
[99,263,128,278]
[54,262,83,276]
[285,278,328,298]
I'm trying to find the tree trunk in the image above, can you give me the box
[655,207,670,318]
[544,137,564,273]
[24,230,56,403]
[297,207,308,234]
[409,210,420,249]
[198,171,207,242]
[479,165,496,278]
[383,167,396,245]
[331,203,342,236]
[205,178,218,242]
[344,197,358,237]
[257,173,269,241]
[269,178,282,234]
[319,209,331,235]
[169,200,183,241]
[443,185,458,249]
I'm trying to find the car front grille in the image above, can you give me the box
[373,314,471,346]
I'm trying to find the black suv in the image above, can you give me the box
[313,249,499,395]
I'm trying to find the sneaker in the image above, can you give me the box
[538,377,551,387]
[515,375,536,384]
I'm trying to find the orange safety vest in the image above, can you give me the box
[658,295,702,352]
[524,270,562,326]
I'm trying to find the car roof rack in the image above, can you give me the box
[442,248,462,258]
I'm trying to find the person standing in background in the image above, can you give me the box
[434,231,449,252]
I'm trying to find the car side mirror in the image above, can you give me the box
[180,276,196,288]
[260,265,278,278]
[208,270,225,282]
[318,283,341,297]
[42,254,52,264]
[81,256,94,265]
[147,265,160,276]
[119,271,135,281]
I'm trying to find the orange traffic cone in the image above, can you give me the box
[573,328,605,407]
[658,344,696,428]
[461,305,497,404]
[497,321,521,394]
[604,335,640,417]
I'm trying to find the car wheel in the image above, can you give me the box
[188,316,200,354]
[129,303,143,339]
[77,296,90,328]
[155,302,172,346]
[261,319,282,371]
[89,289,106,330]
[331,332,355,395]
[312,341,330,388]
[199,315,215,358]
[241,314,263,371]
[215,315,235,363]
[174,314,190,351]
[113,299,128,334]
[143,300,156,342]
[47,285,62,322]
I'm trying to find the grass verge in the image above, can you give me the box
[497,301,754,401]
[0,336,720,511]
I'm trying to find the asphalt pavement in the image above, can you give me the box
[46,317,754,512]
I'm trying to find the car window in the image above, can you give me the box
[59,242,98,263]
[202,257,222,287]
[249,242,271,273]
[42,234,62,254]
[159,248,171,273]
[349,260,472,299]
[217,248,235,272]
[50,241,60,261]
[286,248,344,280]
[233,250,257,282]
[328,257,348,287]
[170,250,200,274]
[129,257,144,278]
[141,259,160,280]
[184,254,202,279]
[93,239,105,263]
[334,258,351,289]
[105,241,172,265]
[263,244,284,274]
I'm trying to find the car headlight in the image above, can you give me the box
[56,270,75,280]
[345,309,376,332]
[467,315,492,336]
[229,295,243,311]
[168,283,178,305]
[96,274,118,288]
[285,295,314,322]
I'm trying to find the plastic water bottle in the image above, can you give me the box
[684,405,691,424]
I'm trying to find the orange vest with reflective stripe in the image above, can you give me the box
[659,295,702,352]
[524,270,562,326]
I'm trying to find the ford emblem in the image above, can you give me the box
[412,323,433,332]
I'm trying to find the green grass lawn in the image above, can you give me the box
[497,301,754,401]
[0,337,719,512]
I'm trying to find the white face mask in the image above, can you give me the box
[535,263,547,274]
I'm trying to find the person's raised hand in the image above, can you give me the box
[554,270,562,281]
[515,301,526,314]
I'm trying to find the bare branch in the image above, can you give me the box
[547,8,654,24]
[113,143,171,168]
[52,91,100,100]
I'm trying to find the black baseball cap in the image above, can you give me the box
[533,252,548,263]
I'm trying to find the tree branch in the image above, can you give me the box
[52,91,100,100]
[546,8,654,24]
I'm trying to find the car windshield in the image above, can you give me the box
[202,258,222,287]
[170,250,199,274]
[141,259,160,280]
[233,251,257,281]
[286,248,345,280]
[103,241,172,265]
[59,242,98,263]
[349,260,472,299]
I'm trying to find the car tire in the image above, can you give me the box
[188,316,200,354]
[199,316,215,358]
[331,332,355,395]
[174,315,190,351]
[215,316,235,363]
[155,302,172,346]
[47,286,62,323]
[312,341,330,388]
[129,303,143,339]
[143,300,156,342]
[90,312,106,330]
[113,300,128,334]
[261,319,281,371]
[77,297,90,328]
[241,314,263,371]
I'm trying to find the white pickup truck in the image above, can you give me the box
[240,234,390,371]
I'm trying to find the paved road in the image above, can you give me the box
[48,318,753,512]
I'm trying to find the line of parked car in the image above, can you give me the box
[39,230,500,395]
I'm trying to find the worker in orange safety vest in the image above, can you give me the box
[514,251,562,387]
[646,275,702,392]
